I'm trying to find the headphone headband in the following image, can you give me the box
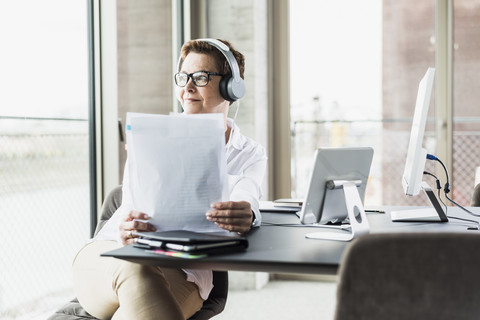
[196,38,242,83]
[177,38,245,101]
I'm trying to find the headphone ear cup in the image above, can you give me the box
[219,75,234,102]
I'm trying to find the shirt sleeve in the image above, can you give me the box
[228,148,267,227]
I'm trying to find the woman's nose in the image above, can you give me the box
[185,78,196,91]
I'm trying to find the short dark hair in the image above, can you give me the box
[180,39,245,79]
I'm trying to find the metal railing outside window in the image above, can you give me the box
[291,118,480,208]
[0,116,90,319]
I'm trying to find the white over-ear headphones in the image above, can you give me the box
[177,38,245,102]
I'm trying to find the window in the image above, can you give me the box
[0,1,90,317]
[452,0,480,204]
[289,1,451,206]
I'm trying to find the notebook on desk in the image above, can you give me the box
[259,201,302,213]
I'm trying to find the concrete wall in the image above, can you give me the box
[116,0,173,180]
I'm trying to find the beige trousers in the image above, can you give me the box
[72,240,204,320]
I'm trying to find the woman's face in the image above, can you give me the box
[176,52,229,115]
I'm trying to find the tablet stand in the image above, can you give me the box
[306,180,370,241]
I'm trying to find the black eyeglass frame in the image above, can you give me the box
[174,71,225,87]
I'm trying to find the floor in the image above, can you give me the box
[214,276,338,320]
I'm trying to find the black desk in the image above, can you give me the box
[102,207,480,275]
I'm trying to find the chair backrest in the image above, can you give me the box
[335,233,480,320]
[96,186,228,320]
[94,185,123,237]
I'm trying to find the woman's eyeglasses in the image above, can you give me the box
[174,71,224,87]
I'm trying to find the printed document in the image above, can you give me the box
[125,112,228,233]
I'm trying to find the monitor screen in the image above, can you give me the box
[402,68,435,196]
[391,67,447,223]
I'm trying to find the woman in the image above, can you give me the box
[72,39,267,320]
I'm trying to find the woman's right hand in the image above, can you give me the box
[119,210,157,245]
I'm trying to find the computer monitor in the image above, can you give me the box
[402,67,435,196]
[391,68,448,222]
[298,147,374,241]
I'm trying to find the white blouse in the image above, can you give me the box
[95,118,267,300]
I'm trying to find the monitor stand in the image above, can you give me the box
[391,181,448,222]
[305,180,370,241]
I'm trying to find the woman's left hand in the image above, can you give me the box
[206,201,253,234]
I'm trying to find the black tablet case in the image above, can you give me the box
[133,230,248,254]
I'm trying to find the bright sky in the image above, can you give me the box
[290,0,382,120]
[0,0,88,119]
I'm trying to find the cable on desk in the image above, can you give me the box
[445,194,480,217]
[423,171,448,210]
[427,154,480,218]
[447,216,480,230]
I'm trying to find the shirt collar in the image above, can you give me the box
[226,118,243,150]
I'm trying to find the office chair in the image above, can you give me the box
[334,233,480,320]
[48,185,228,320]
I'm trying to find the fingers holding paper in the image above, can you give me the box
[119,210,157,245]
[206,201,253,234]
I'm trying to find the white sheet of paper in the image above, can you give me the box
[126,112,228,232]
